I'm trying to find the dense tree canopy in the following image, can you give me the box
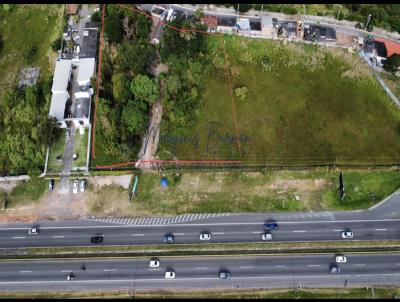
[131,74,159,105]
[384,54,400,73]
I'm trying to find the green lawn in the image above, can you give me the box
[159,35,400,165]
[0,5,65,99]
[380,72,400,100]
[73,128,88,168]
[47,128,65,172]
[6,177,47,208]
[122,169,400,215]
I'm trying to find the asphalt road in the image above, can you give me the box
[1,218,400,248]
[0,253,399,291]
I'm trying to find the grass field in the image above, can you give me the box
[86,169,400,216]
[5,177,47,208]
[47,129,65,172]
[0,5,64,98]
[381,72,400,100]
[73,129,88,168]
[159,35,400,165]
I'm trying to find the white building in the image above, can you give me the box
[76,58,95,87]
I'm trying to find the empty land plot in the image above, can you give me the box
[159,35,400,165]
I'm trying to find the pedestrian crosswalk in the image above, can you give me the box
[85,213,231,226]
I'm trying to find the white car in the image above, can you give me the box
[28,227,39,235]
[73,179,79,194]
[335,255,347,263]
[67,273,75,281]
[341,231,353,239]
[261,232,272,241]
[149,259,160,268]
[165,271,175,279]
[79,179,85,192]
[199,232,211,241]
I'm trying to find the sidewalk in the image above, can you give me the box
[174,4,400,42]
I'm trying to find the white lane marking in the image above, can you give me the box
[19,271,32,273]
[397,263,400,265]
[239,266,254,269]
[333,229,342,232]
[148,268,161,271]
[375,228,387,231]
[212,232,225,235]
[12,237,26,239]
[252,231,262,234]
[194,267,208,270]
[60,270,72,273]
[104,269,117,272]
[52,235,65,238]
[353,264,366,266]
[307,265,321,267]
[131,234,144,237]
[293,230,306,233]
[274,266,286,268]
[174,233,185,236]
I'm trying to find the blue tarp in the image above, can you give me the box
[160,177,168,188]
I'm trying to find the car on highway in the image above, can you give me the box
[163,233,174,243]
[335,255,347,263]
[165,270,175,279]
[91,235,104,244]
[261,232,272,241]
[149,259,160,268]
[329,265,341,274]
[219,270,231,280]
[199,232,211,241]
[341,231,353,239]
[28,226,39,235]
[67,273,75,281]
[48,179,54,191]
[264,222,278,230]
[79,179,85,192]
[73,179,79,194]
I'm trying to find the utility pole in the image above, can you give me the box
[261,4,263,14]
[334,8,340,30]
[303,5,306,21]
[237,4,239,19]
[365,14,371,31]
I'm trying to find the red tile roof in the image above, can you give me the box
[374,37,400,58]
[66,4,78,15]
[201,16,218,29]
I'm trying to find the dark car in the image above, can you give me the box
[264,222,278,230]
[330,265,341,274]
[219,270,231,280]
[163,233,174,243]
[91,235,104,244]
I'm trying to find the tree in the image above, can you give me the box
[111,73,130,103]
[37,116,59,147]
[180,29,196,41]
[91,10,101,22]
[51,37,62,51]
[236,4,252,13]
[166,74,181,96]
[121,100,146,135]
[131,74,159,104]
[115,40,156,75]
[0,35,3,54]
[384,53,400,73]
[104,13,123,43]
[235,86,248,102]
[194,8,204,21]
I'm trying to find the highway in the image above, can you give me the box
[0,253,399,291]
[1,218,400,248]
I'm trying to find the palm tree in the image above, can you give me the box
[180,29,196,41]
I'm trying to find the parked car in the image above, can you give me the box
[219,270,231,280]
[149,259,160,268]
[67,273,75,280]
[165,270,175,279]
[261,232,272,241]
[199,232,211,241]
[335,255,347,263]
[264,222,278,230]
[341,231,353,239]
[48,179,54,191]
[79,179,85,192]
[91,235,103,244]
[28,226,39,235]
[73,179,79,194]
[163,233,174,243]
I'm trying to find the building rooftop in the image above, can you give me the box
[76,58,95,86]
[49,91,69,121]
[218,16,236,27]
[374,37,400,58]
[66,4,78,15]
[80,29,98,59]
[201,15,218,29]
[51,60,72,93]
[73,97,90,119]
[374,40,388,58]
[84,21,100,29]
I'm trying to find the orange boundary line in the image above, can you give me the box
[91,4,243,167]
[91,3,106,160]
[96,159,243,169]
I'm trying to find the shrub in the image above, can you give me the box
[23,45,37,64]
[235,86,248,102]
[51,37,62,51]
[91,11,101,22]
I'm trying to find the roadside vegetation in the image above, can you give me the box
[0,4,65,174]
[85,169,400,216]
[93,4,156,166]
[3,177,47,208]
